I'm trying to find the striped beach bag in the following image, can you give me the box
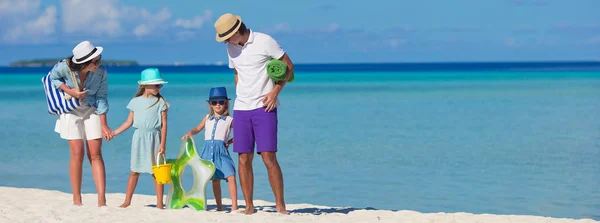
[41,61,82,115]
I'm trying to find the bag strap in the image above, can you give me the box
[63,60,80,100]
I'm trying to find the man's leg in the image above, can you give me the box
[238,153,255,214]
[260,152,287,214]
[233,109,257,214]
[254,108,288,214]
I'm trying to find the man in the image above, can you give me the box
[214,13,294,215]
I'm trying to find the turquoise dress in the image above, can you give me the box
[126,96,170,174]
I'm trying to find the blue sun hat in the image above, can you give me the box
[138,68,168,85]
[207,87,231,102]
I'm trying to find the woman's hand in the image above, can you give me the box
[70,88,89,100]
[102,125,114,141]
[158,145,166,154]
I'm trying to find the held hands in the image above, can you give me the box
[262,90,278,112]
[102,125,114,141]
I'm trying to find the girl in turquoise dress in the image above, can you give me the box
[182,87,238,211]
[113,68,169,209]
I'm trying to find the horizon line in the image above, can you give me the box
[3,59,600,68]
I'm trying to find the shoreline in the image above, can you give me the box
[0,186,596,223]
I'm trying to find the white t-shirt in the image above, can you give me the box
[227,30,286,111]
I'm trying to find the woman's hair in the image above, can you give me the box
[65,56,93,71]
[135,85,167,109]
[208,100,230,117]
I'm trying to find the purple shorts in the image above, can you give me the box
[233,108,278,154]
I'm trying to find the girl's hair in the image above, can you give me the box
[65,56,93,72]
[208,100,230,117]
[135,85,167,109]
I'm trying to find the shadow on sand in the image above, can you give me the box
[146,204,391,215]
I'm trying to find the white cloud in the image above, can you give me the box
[388,39,408,48]
[1,0,57,43]
[133,24,151,37]
[0,0,40,15]
[174,9,212,29]
[504,37,517,46]
[327,23,340,32]
[274,23,290,31]
[0,0,212,44]
[61,0,173,37]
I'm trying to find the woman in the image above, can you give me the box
[49,40,113,206]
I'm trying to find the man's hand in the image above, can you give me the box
[262,90,278,112]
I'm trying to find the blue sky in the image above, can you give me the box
[0,0,598,65]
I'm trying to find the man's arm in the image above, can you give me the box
[234,68,238,86]
[272,53,294,94]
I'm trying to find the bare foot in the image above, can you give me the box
[98,203,107,207]
[231,205,238,211]
[119,203,131,208]
[276,208,290,215]
[239,207,256,215]
[157,204,164,209]
[73,196,82,206]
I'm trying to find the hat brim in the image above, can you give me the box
[215,15,242,42]
[72,47,103,64]
[138,80,168,85]
[206,97,231,102]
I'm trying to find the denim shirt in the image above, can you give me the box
[49,60,109,115]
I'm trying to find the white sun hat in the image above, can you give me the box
[71,40,103,64]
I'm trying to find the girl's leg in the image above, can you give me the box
[227,175,238,210]
[120,171,140,208]
[86,139,106,206]
[152,174,164,209]
[68,140,85,206]
[212,180,222,211]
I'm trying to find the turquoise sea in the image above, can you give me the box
[1,64,599,220]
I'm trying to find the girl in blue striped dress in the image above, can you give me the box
[182,87,238,211]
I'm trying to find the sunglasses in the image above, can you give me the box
[210,100,225,106]
[91,55,102,66]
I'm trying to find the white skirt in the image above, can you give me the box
[54,106,102,140]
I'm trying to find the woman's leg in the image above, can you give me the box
[86,139,106,206]
[120,171,140,208]
[227,175,238,210]
[152,174,165,209]
[212,180,222,211]
[68,140,85,206]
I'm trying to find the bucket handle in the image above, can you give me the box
[156,153,167,166]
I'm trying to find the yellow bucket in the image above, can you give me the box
[152,153,172,184]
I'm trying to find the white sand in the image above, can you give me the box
[0,187,596,223]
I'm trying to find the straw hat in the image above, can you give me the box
[72,40,103,64]
[214,13,242,42]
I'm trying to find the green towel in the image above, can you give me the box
[266,59,294,83]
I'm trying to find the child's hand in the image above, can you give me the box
[181,132,192,140]
[158,145,165,154]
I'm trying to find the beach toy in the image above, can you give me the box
[152,153,171,184]
[267,59,294,82]
[165,138,215,211]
